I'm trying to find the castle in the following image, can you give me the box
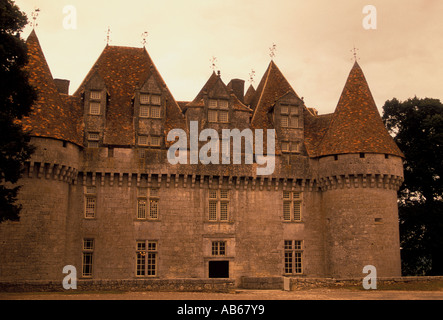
[0,30,404,286]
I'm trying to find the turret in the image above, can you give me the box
[316,62,404,278]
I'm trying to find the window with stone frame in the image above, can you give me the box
[283,191,302,221]
[280,104,299,128]
[208,189,229,221]
[89,90,102,115]
[137,188,159,220]
[84,186,96,218]
[82,238,94,277]
[212,241,226,256]
[136,240,158,277]
[208,99,229,123]
[284,240,303,275]
[87,132,100,148]
[139,93,161,119]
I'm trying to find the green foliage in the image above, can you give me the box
[382,97,443,275]
[0,0,36,222]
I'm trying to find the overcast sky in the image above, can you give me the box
[14,0,443,115]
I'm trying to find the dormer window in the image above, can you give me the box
[138,135,161,147]
[281,141,300,154]
[140,93,161,119]
[208,99,229,123]
[280,104,299,128]
[89,90,102,115]
[87,132,99,148]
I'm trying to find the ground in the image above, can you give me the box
[1,287,442,300]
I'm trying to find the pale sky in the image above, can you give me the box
[14,0,443,115]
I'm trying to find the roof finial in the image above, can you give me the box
[31,7,40,29]
[106,26,112,45]
[269,43,277,60]
[141,31,148,47]
[210,56,218,73]
[249,69,256,86]
[351,46,360,62]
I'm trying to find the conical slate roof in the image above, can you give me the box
[317,62,404,158]
[19,30,83,145]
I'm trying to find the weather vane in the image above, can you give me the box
[210,56,218,72]
[105,26,112,45]
[141,31,148,47]
[351,46,360,62]
[269,43,277,60]
[249,69,256,86]
[31,7,40,29]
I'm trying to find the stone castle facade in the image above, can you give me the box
[0,30,404,285]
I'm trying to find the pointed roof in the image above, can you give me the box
[75,44,184,146]
[18,30,83,145]
[186,72,251,112]
[250,60,301,129]
[317,62,404,157]
[244,84,256,107]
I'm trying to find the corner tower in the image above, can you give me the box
[317,62,404,278]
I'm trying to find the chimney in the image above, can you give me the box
[54,79,70,95]
[227,79,245,103]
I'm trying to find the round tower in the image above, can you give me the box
[316,62,404,278]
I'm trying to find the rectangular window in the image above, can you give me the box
[281,142,289,152]
[208,110,218,122]
[281,116,289,127]
[137,188,159,220]
[283,191,302,222]
[140,94,150,104]
[136,241,146,276]
[89,102,101,115]
[136,240,158,277]
[138,136,148,146]
[284,240,303,275]
[290,116,299,128]
[82,239,94,277]
[208,189,229,221]
[150,95,161,106]
[88,132,99,141]
[219,111,229,123]
[87,141,99,148]
[85,186,96,218]
[150,106,161,118]
[150,136,161,147]
[140,105,149,117]
[212,241,226,256]
[90,91,101,100]
[291,142,300,153]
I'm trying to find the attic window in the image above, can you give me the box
[89,102,101,115]
[139,94,161,118]
[280,104,299,128]
[90,91,102,100]
[209,99,228,109]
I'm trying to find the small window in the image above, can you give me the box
[150,95,161,106]
[82,238,94,277]
[85,186,96,218]
[208,189,229,221]
[137,188,160,220]
[281,116,289,127]
[138,136,148,146]
[283,191,302,222]
[89,102,101,115]
[291,142,299,153]
[88,132,99,141]
[360,153,365,158]
[219,111,229,123]
[208,110,218,122]
[284,240,303,275]
[212,241,226,256]
[140,94,150,104]
[90,91,101,100]
[150,106,161,118]
[281,106,289,114]
[290,116,299,128]
[136,240,158,277]
[150,136,161,147]
[140,105,149,117]
[281,142,289,152]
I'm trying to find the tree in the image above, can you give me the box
[0,0,36,223]
[382,97,443,275]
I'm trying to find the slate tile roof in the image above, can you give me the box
[18,30,83,146]
[20,31,402,159]
[316,62,404,158]
[74,44,185,146]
